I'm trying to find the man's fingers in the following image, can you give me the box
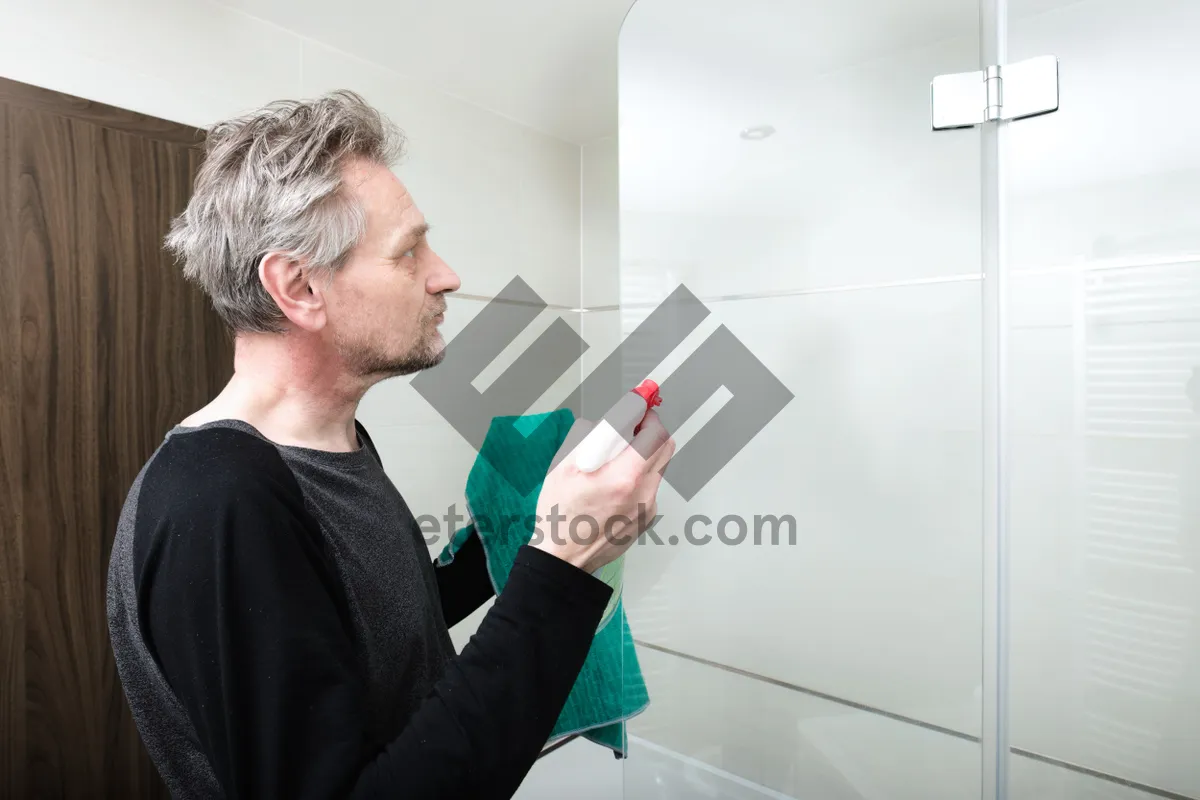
[647,433,676,477]
[616,410,673,472]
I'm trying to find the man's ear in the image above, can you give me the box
[259,252,327,332]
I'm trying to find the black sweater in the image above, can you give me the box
[106,419,611,799]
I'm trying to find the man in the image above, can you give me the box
[106,90,673,800]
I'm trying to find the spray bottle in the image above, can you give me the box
[573,379,663,632]
[574,379,663,472]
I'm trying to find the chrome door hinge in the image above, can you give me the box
[931,55,1059,131]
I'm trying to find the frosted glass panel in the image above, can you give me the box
[1008,1,1200,798]
[626,647,979,799]
[617,0,985,795]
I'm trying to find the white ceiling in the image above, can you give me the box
[218,0,637,144]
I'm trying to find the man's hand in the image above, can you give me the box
[531,411,674,574]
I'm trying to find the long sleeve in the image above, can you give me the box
[356,546,609,798]
[136,431,611,800]
[433,526,497,627]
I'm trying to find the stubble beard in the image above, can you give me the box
[341,322,446,380]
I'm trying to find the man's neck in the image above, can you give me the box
[181,333,371,453]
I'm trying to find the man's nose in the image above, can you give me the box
[428,249,460,294]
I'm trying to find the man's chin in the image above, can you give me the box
[369,345,445,379]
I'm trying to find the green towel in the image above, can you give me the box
[435,408,649,756]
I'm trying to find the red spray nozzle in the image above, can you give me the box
[633,379,662,408]
[631,380,661,436]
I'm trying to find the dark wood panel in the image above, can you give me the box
[0,76,205,147]
[92,124,157,800]
[0,97,28,800]
[92,124,230,800]
[94,121,151,800]
[17,106,107,798]
[2,80,230,798]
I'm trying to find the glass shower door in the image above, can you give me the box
[1007,1,1200,798]
[616,0,990,796]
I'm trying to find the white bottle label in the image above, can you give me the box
[574,392,647,472]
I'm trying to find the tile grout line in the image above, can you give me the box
[452,273,986,312]
[455,253,1200,314]
[634,640,979,744]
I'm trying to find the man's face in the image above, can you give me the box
[323,157,460,379]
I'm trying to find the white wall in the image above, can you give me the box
[616,0,1200,798]
[580,134,624,420]
[582,135,621,308]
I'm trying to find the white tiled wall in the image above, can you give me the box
[582,135,620,308]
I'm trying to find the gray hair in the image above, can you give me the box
[165,90,406,333]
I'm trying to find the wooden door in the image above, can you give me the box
[0,77,234,798]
